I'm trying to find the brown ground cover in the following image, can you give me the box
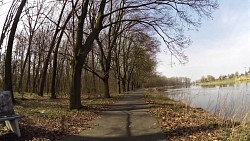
[0,93,122,141]
[144,88,250,141]
[2,89,250,141]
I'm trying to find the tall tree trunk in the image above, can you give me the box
[17,43,30,93]
[115,59,122,93]
[38,1,67,96]
[114,37,122,94]
[50,46,59,99]
[32,52,37,92]
[70,59,83,109]
[32,49,42,93]
[127,63,135,92]
[91,48,96,93]
[127,79,130,92]
[114,66,121,94]
[25,53,31,92]
[4,0,27,103]
[117,77,121,93]
[51,12,72,99]
[46,62,52,95]
[69,0,89,109]
[121,77,126,92]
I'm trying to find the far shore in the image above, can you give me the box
[198,75,250,86]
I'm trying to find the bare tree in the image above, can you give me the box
[69,0,218,109]
[39,0,68,96]
[17,1,45,94]
[0,0,20,49]
[0,0,217,109]
[70,0,107,109]
[4,0,27,102]
[51,11,72,99]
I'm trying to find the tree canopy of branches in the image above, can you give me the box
[0,0,218,109]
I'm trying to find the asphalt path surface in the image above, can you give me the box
[62,91,165,141]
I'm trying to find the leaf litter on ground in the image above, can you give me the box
[0,93,122,141]
[144,88,250,141]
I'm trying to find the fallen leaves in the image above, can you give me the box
[0,93,122,141]
[144,89,250,141]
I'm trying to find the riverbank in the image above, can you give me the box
[144,88,250,140]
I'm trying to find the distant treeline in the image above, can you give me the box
[143,75,191,88]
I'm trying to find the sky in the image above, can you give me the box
[157,0,250,81]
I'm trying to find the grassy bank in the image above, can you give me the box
[144,88,250,141]
[199,79,235,86]
[0,93,123,141]
[199,75,250,86]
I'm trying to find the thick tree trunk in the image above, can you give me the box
[70,0,106,109]
[117,76,121,94]
[117,62,121,93]
[127,79,130,92]
[103,75,111,98]
[69,0,89,109]
[70,60,83,109]
[131,81,134,91]
[70,32,103,109]
[121,77,126,92]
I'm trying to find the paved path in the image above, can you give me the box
[62,91,166,141]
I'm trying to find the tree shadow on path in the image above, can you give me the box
[63,132,166,141]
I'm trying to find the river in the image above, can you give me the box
[166,83,250,121]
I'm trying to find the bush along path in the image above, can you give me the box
[144,89,250,141]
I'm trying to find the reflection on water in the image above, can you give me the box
[166,83,250,121]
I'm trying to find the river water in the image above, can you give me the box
[166,83,250,121]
